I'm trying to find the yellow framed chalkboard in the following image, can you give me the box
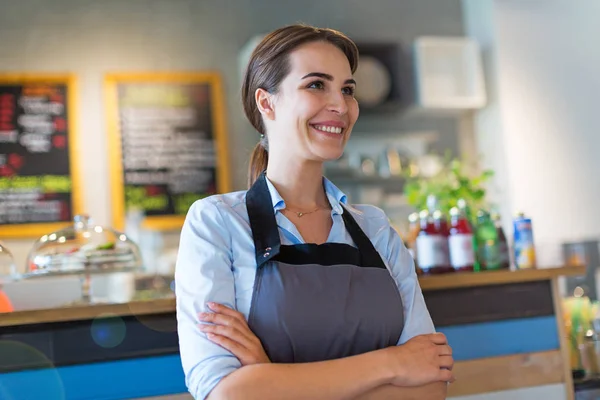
[0,74,83,238]
[105,72,231,231]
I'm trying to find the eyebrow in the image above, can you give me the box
[301,72,356,85]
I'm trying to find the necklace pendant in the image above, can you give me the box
[297,212,304,217]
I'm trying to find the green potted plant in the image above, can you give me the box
[403,156,494,221]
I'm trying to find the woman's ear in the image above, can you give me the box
[255,88,275,121]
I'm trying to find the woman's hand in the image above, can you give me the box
[198,302,271,366]
[386,333,454,387]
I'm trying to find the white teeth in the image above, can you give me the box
[314,125,343,134]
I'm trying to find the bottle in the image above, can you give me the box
[513,212,537,269]
[491,211,511,270]
[449,199,475,272]
[415,196,452,274]
[475,210,502,270]
[406,212,420,271]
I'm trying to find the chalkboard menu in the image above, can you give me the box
[0,75,81,238]
[105,73,231,230]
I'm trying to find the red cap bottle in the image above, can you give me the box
[415,195,452,274]
[449,199,475,272]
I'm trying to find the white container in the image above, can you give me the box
[414,36,487,110]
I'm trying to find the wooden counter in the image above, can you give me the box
[0,296,176,328]
[0,266,586,400]
[422,265,584,400]
[419,265,586,291]
[0,266,585,328]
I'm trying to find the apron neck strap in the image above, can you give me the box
[340,206,387,269]
[246,172,281,267]
[246,172,387,269]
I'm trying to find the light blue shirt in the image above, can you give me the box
[175,177,435,400]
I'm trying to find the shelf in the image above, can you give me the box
[418,265,586,292]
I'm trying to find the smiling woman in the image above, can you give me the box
[175,24,453,400]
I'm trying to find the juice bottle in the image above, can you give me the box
[449,199,475,272]
[416,196,452,274]
[475,210,502,270]
[513,212,537,269]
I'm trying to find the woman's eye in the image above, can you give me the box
[342,86,355,96]
[307,81,325,90]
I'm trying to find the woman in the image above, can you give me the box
[175,24,454,400]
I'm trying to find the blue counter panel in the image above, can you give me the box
[0,315,561,398]
[0,354,186,400]
[438,315,560,361]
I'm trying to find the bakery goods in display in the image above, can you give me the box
[25,215,142,277]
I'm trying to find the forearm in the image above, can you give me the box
[355,382,448,400]
[207,349,392,400]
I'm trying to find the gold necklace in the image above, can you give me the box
[283,206,327,218]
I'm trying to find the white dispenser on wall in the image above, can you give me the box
[413,36,487,110]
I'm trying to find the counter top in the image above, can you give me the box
[0,296,175,327]
[419,265,585,291]
[0,266,585,327]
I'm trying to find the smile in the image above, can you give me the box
[312,125,343,134]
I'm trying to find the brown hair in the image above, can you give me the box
[242,24,359,188]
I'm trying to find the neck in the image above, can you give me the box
[265,157,329,210]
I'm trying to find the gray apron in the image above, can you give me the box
[246,173,405,363]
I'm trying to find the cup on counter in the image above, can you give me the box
[91,272,136,304]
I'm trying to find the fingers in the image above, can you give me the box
[199,303,252,336]
[428,333,448,345]
[439,368,455,383]
[198,313,255,346]
[198,303,260,348]
[439,355,454,370]
[207,302,247,325]
[437,344,453,356]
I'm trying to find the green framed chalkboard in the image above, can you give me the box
[105,72,231,231]
[0,74,82,238]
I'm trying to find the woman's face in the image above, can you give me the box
[266,41,359,163]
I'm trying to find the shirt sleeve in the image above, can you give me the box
[379,222,435,344]
[175,198,242,399]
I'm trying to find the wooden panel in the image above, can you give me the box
[425,280,554,327]
[0,298,175,327]
[419,265,585,291]
[448,384,567,400]
[448,350,565,397]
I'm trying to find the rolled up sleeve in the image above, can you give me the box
[381,225,435,344]
[175,198,242,399]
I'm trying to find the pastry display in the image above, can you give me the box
[25,214,142,278]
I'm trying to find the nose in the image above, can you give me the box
[327,92,348,115]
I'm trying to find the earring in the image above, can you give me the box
[260,134,265,139]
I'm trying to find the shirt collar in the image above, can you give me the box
[264,175,348,215]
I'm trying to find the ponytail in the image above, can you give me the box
[247,138,269,188]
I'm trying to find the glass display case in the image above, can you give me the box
[0,241,16,312]
[0,240,16,284]
[23,214,143,302]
